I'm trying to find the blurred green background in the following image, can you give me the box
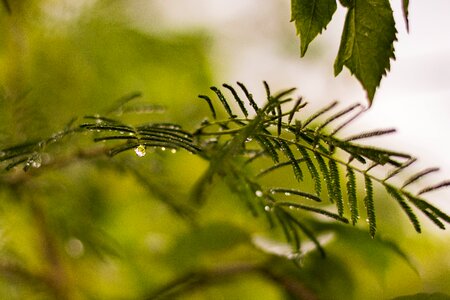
[0,1,449,299]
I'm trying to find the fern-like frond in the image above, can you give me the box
[275,202,348,224]
[269,188,322,202]
[364,175,376,238]
[198,95,217,119]
[385,185,421,233]
[401,167,439,188]
[210,86,235,118]
[297,146,321,196]
[328,159,344,216]
[222,84,248,117]
[418,180,450,195]
[236,81,259,113]
[278,140,303,181]
[346,166,358,225]
[254,135,280,163]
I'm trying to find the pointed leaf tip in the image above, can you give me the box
[291,0,337,57]
[334,0,397,103]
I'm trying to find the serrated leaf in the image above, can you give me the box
[346,166,358,225]
[291,0,337,57]
[364,175,376,238]
[334,0,397,103]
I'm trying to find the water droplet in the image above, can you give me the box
[255,190,263,197]
[119,131,124,135]
[264,206,271,212]
[135,145,146,157]
[365,218,370,223]
[161,147,166,151]
[289,205,295,210]
[28,153,42,168]
[245,137,253,142]
[270,190,276,194]
[171,149,177,154]
[284,192,291,196]
[65,238,84,258]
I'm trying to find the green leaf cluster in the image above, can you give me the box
[291,0,409,103]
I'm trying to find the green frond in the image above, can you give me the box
[0,142,37,162]
[275,104,282,136]
[236,82,259,113]
[302,101,338,128]
[80,123,135,134]
[263,81,271,102]
[404,193,448,229]
[385,186,421,233]
[222,84,248,117]
[278,140,303,181]
[316,103,361,132]
[6,157,29,171]
[385,157,417,181]
[210,86,235,118]
[297,146,321,196]
[287,97,306,125]
[401,167,440,188]
[404,193,450,225]
[346,166,358,225]
[418,180,450,195]
[83,115,124,124]
[328,159,344,216]
[269,188,322,202]
[198,95,217,119]
[283,212,326,257]
[330,107,365,136]
[364,175,376,238]
[314,152,334,204]
[275,208,301,250]
[256,159,305,178]
[105,91,143,115]
[344,128,396,142]
[254,135,280,163]
[276,202,348,223]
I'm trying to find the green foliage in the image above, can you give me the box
[2,83,448,258]
[291,0,409,103]
[291,0,337,56]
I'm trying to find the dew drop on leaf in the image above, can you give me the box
[285,192,291,196]
[161,147,166,151]
[264,205,271,212]
[255,190,263,197]
[29,153,42,168]
[171,149,177,154]
[135,145,146,157]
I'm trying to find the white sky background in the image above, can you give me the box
[134,1,450,214]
